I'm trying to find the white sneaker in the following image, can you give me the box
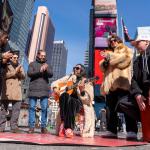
[126,132,137,140]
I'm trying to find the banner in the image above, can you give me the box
[94,0,117,15]
[0,0,13,33]
[95,17,117,47]
[135,26,150,41]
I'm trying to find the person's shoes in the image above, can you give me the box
[28,128,34,134]
[58,122,65,137]
[11,128,21,133]
[126,132,137,141]
[101,131,117,139]
[59,128,65,137]
[65,128,73,138]
[41,128,48,134]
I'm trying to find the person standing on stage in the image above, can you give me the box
[0,52,25,132]
[27,50,53,134]
[100,34,138,140]
[0,30,13,94]
[130,33,150,111]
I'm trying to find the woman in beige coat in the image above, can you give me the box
[99,34,138,140]
[0,52,25,132]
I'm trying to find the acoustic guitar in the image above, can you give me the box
[52,76,99,102]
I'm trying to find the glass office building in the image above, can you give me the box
[50,40,68,83]
[9,0,34,52]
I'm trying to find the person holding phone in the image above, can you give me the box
[0,30,13,94]
[0,52,25,133]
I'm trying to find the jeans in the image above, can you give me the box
[29,97,48,128]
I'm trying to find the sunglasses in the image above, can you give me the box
[12,57,18,59]
[110,39,117,43]
[74,67,81,70]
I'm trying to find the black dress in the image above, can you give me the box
[59,83,82,130]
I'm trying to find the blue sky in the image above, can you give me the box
[117,0,150,38]
[32,0,150,74]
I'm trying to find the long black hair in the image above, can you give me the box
[73,63,87,77]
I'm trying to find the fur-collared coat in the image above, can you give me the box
[1,64,25,101]
[100,43,133,95]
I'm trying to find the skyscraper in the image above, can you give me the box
[50,40,68,83]
[28,6,55,66]
[9,0,35,52]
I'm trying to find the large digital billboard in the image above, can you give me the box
[94,49,104,85]
[94,0,117,15]
[95,17,117,48]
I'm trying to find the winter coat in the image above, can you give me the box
[100,43,133,94]
[1,63,25,101]
[27,58,53,98]
[131,44,150,98]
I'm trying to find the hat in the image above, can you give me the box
[135,26,150,41]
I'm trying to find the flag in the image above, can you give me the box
[121,18,131,42]
[0,0,13,33]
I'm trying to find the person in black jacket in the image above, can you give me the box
[0,30,13,64]
[27,50,53,134]
[131,36,150,112]
[0,30,13,94]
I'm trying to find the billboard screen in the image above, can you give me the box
[94,49,104,85]
[94,0,117,15]
[94,17,117,48]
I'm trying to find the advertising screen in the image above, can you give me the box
[95,17,117,47]
[94,0,117,15]
[94,49,104,85]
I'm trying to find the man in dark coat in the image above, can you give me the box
[0,30,13,94]
[131,36,150,111]
[27,50,53,134]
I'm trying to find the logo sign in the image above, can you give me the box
[94,0,117,15]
